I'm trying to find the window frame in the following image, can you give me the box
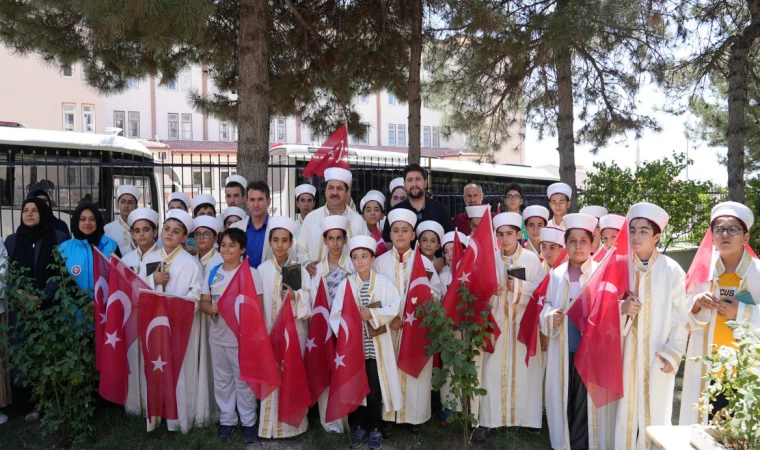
[423,126,431,147]
[63,104,76,131]
[128,78,139,89]
[432,126,440,147]
[180,69,191,92]
[181,113,193,140]
[113,111,126,134]
[388,124,396,146]
[128,111,140,138]
[82,104,95,133]
[167,79,178,91]
[168,113,179,139]
[61,65,74,78]
[397,124,406,146]
[219,122,229,141]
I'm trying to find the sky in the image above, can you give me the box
[523,83,729,186]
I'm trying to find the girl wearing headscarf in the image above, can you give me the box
[27,188,71,238]
[59,203,120,294]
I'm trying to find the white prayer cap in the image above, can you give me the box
[522,205,550,223]
[268,216,298,237]
[320,215,349,234]
[127,208,158,228]
[563,213,597,234]
[349,235,378,256]
[600,214,625,231]
[547,182,572,200]
[191,194,216,212]
[389,177,405,193]
[416,220,445,242]
[387,208,417,228]
[222,206,246,221]
[117,185,141,202]
[165,209,194,234]
[324,167,352,185]
[466,204,490,219]
[711,201,754,230]
[627,202,669,232]
[295,184,316,199]
[225,175,247,188]
[579,205,608,219]
[540,227,565,247]
[168,192,191,210]
[193,215,223,235]
[442,231,469,248]
[360,190,386,212]
[493,212,522,231]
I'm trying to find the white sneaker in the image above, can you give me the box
[0,411,8,425]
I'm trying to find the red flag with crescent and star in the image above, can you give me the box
[302,125,350,178]
[304,279,336,405]
[397,246,434,378]
[92,246,111,372]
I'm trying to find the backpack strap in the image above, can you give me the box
[208,263,223,290]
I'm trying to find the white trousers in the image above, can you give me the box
[210,342,258,427]
[317,387,347,433]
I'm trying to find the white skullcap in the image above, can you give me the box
[599,214,625,231]
[493,212,522,231]
[416,220,445,242]
[193,215,223,235]
[320,215,349,234]
[168,192,191,210]
[522,205,550,223]
[627,202,669,232]
[165,209,194,234]
[117,185,141,202]
[295,184,316,199]
[579,205,608,219]
[324,167,352,185]
[222,206,246,221]
[540,227,565,247]
[442,231,469,248]
[268,216,299,237]
[388,208,417,228]
[349,235,378,256]
[563,213,598,234]
[127,208,158,228]
[389,177,405,193]
[225,175,247,188]
[466,204,490,219]
[547,182,572,200]
[360,190,386,212]
[191,194,216,212]
[711,201,754,230]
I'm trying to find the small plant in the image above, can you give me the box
[696,321,760,450]
[0,249,98,444]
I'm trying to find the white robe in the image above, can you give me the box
[329,271,403,417]
[105,216,136,256]
[145,246,208,433]
[196,249,223,426]
[373,246,443,424]
[680,250,760,425]
[523,238,541,258]
[548,216,566,230]
[296,206,368,266]
[614,252,688,450]
[479,247,544,428]
[257,256,313,438]
[439,265,452,290]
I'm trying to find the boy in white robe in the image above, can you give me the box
[294,184,316,230]
[614,203,688,450]
[104,185,140,255]
[579,205,608,256]
[546,183,572,230]
[373,209,443,426]
[599,214,625,251]
[200,228,264,443]
[680,202,760,425]
[439,231,469,290]
[332,235,403,450]
[522,205,550,257]
[257,216,313,439]
[361,190,386,236]
[539,226,565,274]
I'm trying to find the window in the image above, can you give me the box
[269,117,287,142]
[221,170,236,182]
[388,92,395,105]
[231,125,238,141]
[220,122,229,141]
[168,113,179,139]
[388,124,396,146]
[81,64,87,80]
[82,105,95,133]
[128,78,139,89]
[360,92,368,103]
[180,69,191,92]
[269,120,274,141]
[63,104,75,131]
[423,126,431,147]
[114,111,125,134]
[181,114,193,140]
[128,111,140,138]
[192,168,212,188]
[168,79,177,91]
[432,126,440,147]
[61,65,73,78]
[397,124,406,146]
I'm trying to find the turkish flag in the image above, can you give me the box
[217,259,281,400]
[99,255,149,405]
[270,295,312,427]
[136,289,195,420]
[517,248,568,366]
[371,226,388,258]
[325,282,370,422]
[92,246,111,372]
[304,279,335,405]
[685,228,757,293]
[398,246,434,378]
[442,211,499,352]
[592,245,608,262]
[302,125,350,178]
[566,220,629,408]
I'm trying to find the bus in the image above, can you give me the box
[0,127,161,238]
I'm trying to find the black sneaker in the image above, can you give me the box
[217,425,234,442]
[471,425,489,442]
[381,421,392,439]
[349,426,369,448]
[243,425,258,444]
[369,429,383,450]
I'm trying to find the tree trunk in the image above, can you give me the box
[554,4,577,209]
[238,0,270,184]
[407,0,423,164]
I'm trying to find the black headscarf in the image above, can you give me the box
[71,203,105,246]
[12,198,58,289]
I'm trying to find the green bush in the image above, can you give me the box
[743,177,760,255]
[0,249,98,443]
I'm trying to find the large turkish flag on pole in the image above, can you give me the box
[397,246,434,378]
[92,246,111,372]
[304,279,336,405]
[302,125,350,178]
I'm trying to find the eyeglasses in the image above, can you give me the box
[194,231,214,239]
[713,226,743,237]
[506,195,522,201]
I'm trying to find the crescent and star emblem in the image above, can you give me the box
[106,290,132,328]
